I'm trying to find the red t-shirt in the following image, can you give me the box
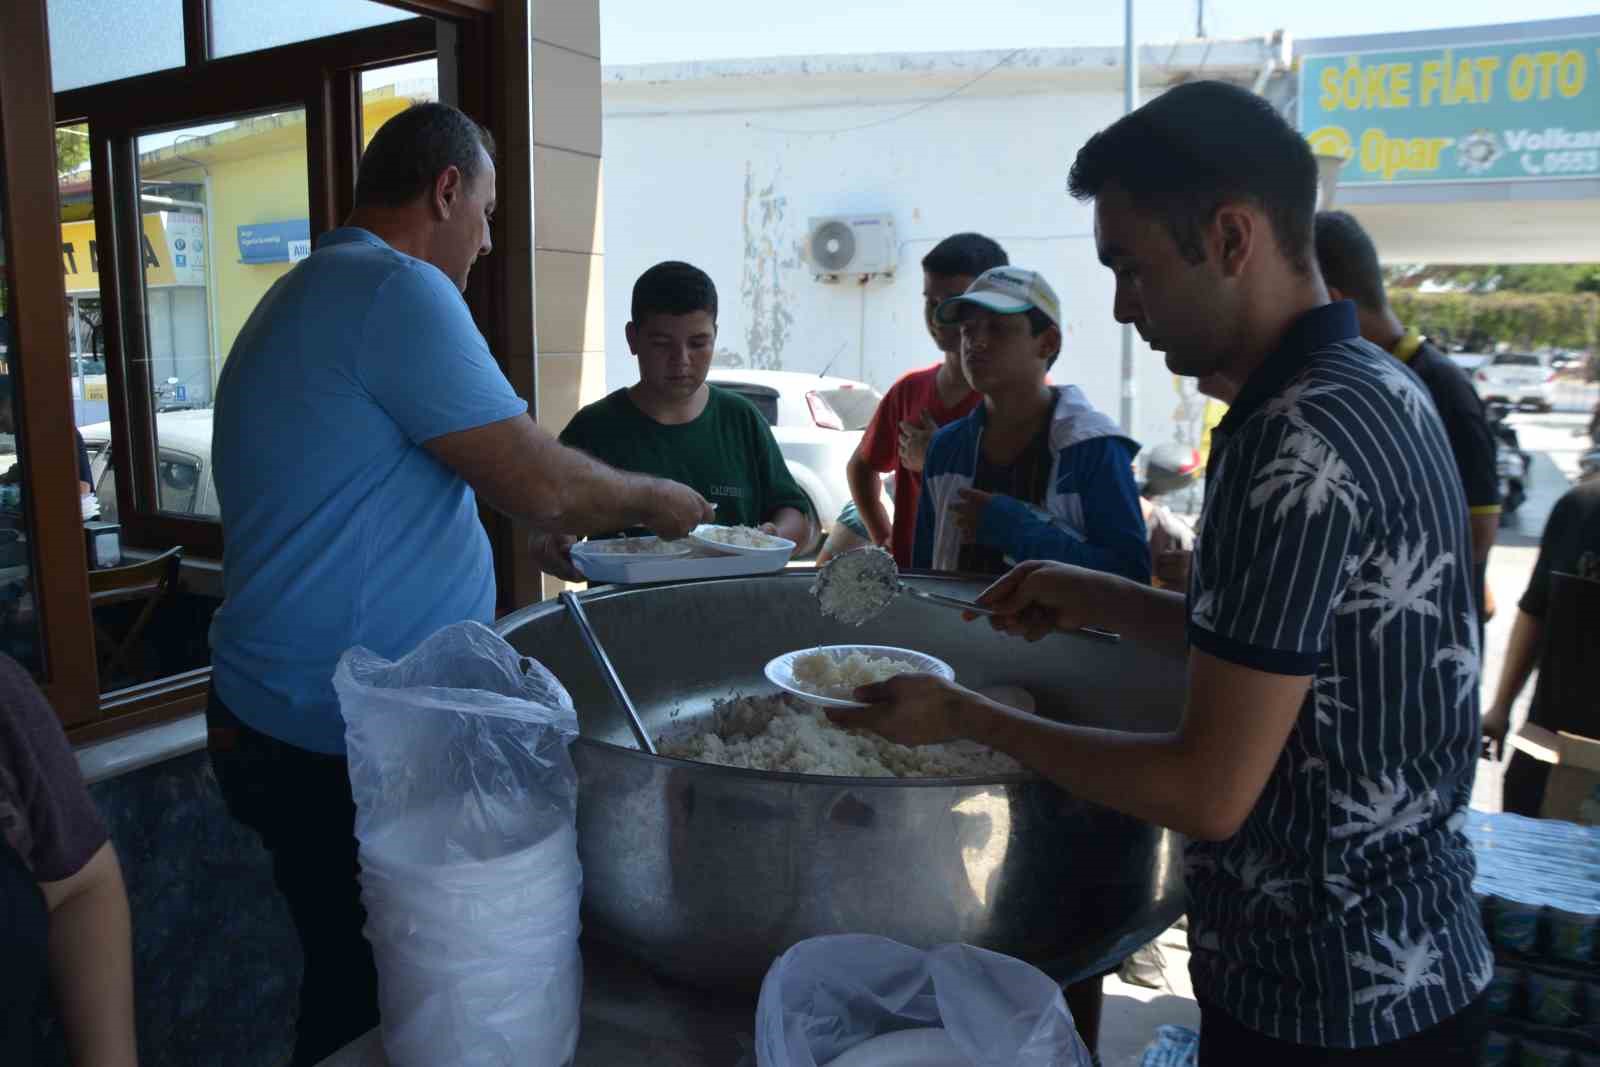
[857,364,981,568]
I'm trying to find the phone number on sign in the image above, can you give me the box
[1521,150,1600,176]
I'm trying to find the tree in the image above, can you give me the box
[55,125,89,179]
[1387,263,1600,295]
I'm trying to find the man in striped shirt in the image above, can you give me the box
[847,81,1492,1063]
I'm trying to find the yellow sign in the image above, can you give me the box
[60,214,176,295]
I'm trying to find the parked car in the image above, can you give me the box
[1473,352,1557,412]
[80,409,217,521]
[707,369,885,551]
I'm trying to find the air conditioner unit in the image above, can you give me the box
[806,214,897,282]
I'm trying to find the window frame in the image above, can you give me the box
[32,0,522,738]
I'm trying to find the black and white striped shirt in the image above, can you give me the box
[1185,301,1493,1049]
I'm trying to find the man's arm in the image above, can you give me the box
[41,842,137,1067]
[1482,608,1543,759]
[425,413,709,538]
[850,649,1306,841]
[975,559,1190,658]
[846,448,893,547]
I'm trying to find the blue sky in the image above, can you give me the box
[600,0,1596,65]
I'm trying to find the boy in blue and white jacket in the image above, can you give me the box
[912,267,1150,583]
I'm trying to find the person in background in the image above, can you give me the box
[1138,442,1200,590]
[814,475,894,567]
[914,266,1149,584]
[845,233,1009,568]
[1314,210,1499,621]
[852,81,1491,1064]
[0,373,94,496]
[1,654,137,1066]
[1482,480,1600,813]
[208,103,709,1065]
[533,261,813,579]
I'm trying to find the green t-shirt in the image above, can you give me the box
[558,385,812,535]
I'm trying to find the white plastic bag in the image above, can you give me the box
[755,935,1092,1067]
[334,621,582,1067]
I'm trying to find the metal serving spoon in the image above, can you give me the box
[810,546,1118,642]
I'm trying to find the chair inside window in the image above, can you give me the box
[89,546,183,688]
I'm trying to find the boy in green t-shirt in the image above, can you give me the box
[533,261,814,579]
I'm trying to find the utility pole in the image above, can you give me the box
[1120,0,1138,436]
[1197,0,1206,39]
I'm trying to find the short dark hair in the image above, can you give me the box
[1067,80,1318,275]
[631,261,717,324]
[921,233,1009,278]
[1314,211,1387,311]
[354,102,496,209]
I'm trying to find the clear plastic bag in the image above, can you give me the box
[755,934,1092,1067]
[334,621,583,1067]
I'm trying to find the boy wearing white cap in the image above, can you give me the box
[912,267,1149,583]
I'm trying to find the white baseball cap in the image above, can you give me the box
[935,267,1062,329]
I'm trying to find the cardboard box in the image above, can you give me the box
[1510,723,1600,825]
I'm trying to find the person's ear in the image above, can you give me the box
[625,321,640,355]
[432,165,464,220]
[1212,202,1257,279]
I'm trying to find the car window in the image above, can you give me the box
[716,383,780,426]
[1491,354,1541,367]
[87,442,209,518]
[158,453,203,514]
[816,387,881,431]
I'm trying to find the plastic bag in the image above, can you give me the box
[334,621,583,1067]
[755,934,1092,1067]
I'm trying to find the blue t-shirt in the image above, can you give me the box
[1185,302,1491,1048]
[209,228,528,754]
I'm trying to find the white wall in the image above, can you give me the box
[601,68,1217,457]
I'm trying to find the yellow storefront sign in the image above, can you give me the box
[61,214,176,295]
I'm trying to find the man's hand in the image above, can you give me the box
[531,533,582,582]
[1482,703,1510,761]
[975,560,1131,640]
[898,411,940,473]
[644,480,714,540]
[832,673,977,747]
[950,487,995,542]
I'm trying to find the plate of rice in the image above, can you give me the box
[688,523,796,561]
[570,535,693,557]
[764,644,955,709]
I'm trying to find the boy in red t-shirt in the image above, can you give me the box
[846,233,1009,568]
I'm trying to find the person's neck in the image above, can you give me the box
[1362,306,1407,353]
[629,381,710,426]
[343,207,432,263]
[933,353,971,407]
[1209,274,1331,404]
[983,382,1054,437]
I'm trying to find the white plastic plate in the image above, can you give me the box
[687,523,796,561]
[569,536,692,559]
[764,644,955,709]
[825,1028,969,1067]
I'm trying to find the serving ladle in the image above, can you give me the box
[810,546,1118,642]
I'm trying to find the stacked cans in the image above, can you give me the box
[1469,811,1600,1067]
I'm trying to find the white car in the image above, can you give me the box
[706,369,885,553]
[1473,352,1557,412]
[81,409,218,520]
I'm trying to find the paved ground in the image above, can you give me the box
[1096,404,1590,1063]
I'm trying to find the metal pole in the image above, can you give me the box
[1120,0,1138,436]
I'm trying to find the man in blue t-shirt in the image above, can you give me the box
[847,83,1491,1064]
[208,103,709,1065]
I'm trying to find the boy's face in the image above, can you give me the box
[627,310,716,401]
[958,307,1059,395]
[923,271,977,355]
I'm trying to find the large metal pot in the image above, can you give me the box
[496,571,1187,991]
